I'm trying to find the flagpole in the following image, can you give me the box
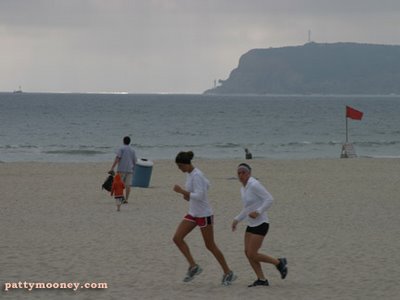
[342,105,363,158]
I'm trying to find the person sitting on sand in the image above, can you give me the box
[245,148,253,160]
[231,163,288,287]
[172,151,237,286]
[111,173,125,212]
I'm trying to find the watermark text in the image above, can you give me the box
[4,281,108,292]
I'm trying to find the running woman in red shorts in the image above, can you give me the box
[173,151,236,286]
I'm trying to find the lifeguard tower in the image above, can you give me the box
[340,143,357,158]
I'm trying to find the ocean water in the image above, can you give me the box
[0,93,399,162]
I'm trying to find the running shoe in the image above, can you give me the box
[221,271,237,286]
[183,264,202,282]
[248,279,269,287]
[276,257,288,279]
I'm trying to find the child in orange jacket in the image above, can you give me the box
[111,174,125,211]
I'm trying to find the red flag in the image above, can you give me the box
[346,106,363,120]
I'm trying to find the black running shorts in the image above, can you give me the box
[246,222,269,236]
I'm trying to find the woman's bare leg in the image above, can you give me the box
[173,220,197,267]
[200,225,230,274]
[244,232,279,280]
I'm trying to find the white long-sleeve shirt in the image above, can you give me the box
[185,168,213,217]
[234,177,273,227]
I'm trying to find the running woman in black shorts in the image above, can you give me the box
[231,163,288,287]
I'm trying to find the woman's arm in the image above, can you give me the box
[253,182,273,215]
[173,185,190,201]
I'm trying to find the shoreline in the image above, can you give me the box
[1,155,399,164]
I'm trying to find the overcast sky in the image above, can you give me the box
[1,0,400,93]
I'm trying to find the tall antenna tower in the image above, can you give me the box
[308,30,311,43]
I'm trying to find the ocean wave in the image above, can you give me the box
[276,141,342,147]
[1,144,39,149]
[0,144,110,155]
[355,140,400,146]
[361,155,400,159]
[134,142,243,149]
[274,140,400,148]
[215,143,242,148]
[43,149,106,155]
[283,141,313,147]
[134,144,201,149]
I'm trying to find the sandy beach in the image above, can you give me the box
[1,158,399,300]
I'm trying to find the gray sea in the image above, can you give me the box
[1,93,399,162]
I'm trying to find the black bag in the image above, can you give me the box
[102,171,115,192]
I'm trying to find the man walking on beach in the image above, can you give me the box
[110,136,137,203]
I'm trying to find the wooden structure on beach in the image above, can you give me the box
[340,143,357,158]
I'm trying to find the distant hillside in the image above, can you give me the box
[204,42,400,95]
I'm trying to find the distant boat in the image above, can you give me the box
[13,86,23,93]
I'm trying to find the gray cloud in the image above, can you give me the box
[1,0,400,93]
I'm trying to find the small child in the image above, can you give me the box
[110,174,125,211]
